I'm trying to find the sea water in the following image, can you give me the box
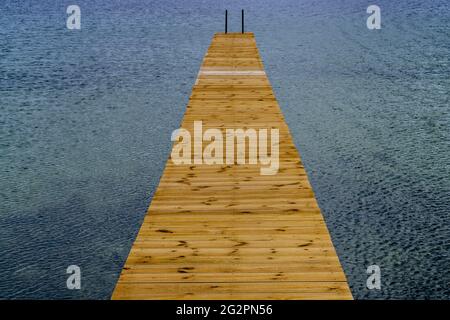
[1,0,449,299]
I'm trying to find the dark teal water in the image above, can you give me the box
[1,0,449,299]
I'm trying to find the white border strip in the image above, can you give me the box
[199,70,266,76]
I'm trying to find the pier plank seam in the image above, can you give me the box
[112,32,352,300]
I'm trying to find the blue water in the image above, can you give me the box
[1,0,449,299]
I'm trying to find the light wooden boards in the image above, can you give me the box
[112,32,352,300]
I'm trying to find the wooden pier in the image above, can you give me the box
[112,33,352,300]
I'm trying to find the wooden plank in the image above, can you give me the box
[113,282,352,300]
[112,32,352,300]
[119,263,347,274]
[118,272,348,283]
[114,292,351,300]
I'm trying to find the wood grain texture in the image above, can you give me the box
[112,32,352,300]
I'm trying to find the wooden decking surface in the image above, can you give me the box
[112,33,352,300]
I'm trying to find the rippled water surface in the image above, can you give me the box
[1,0,449,299]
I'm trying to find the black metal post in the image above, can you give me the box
[225,10,228,34]
[242,10,244,33]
